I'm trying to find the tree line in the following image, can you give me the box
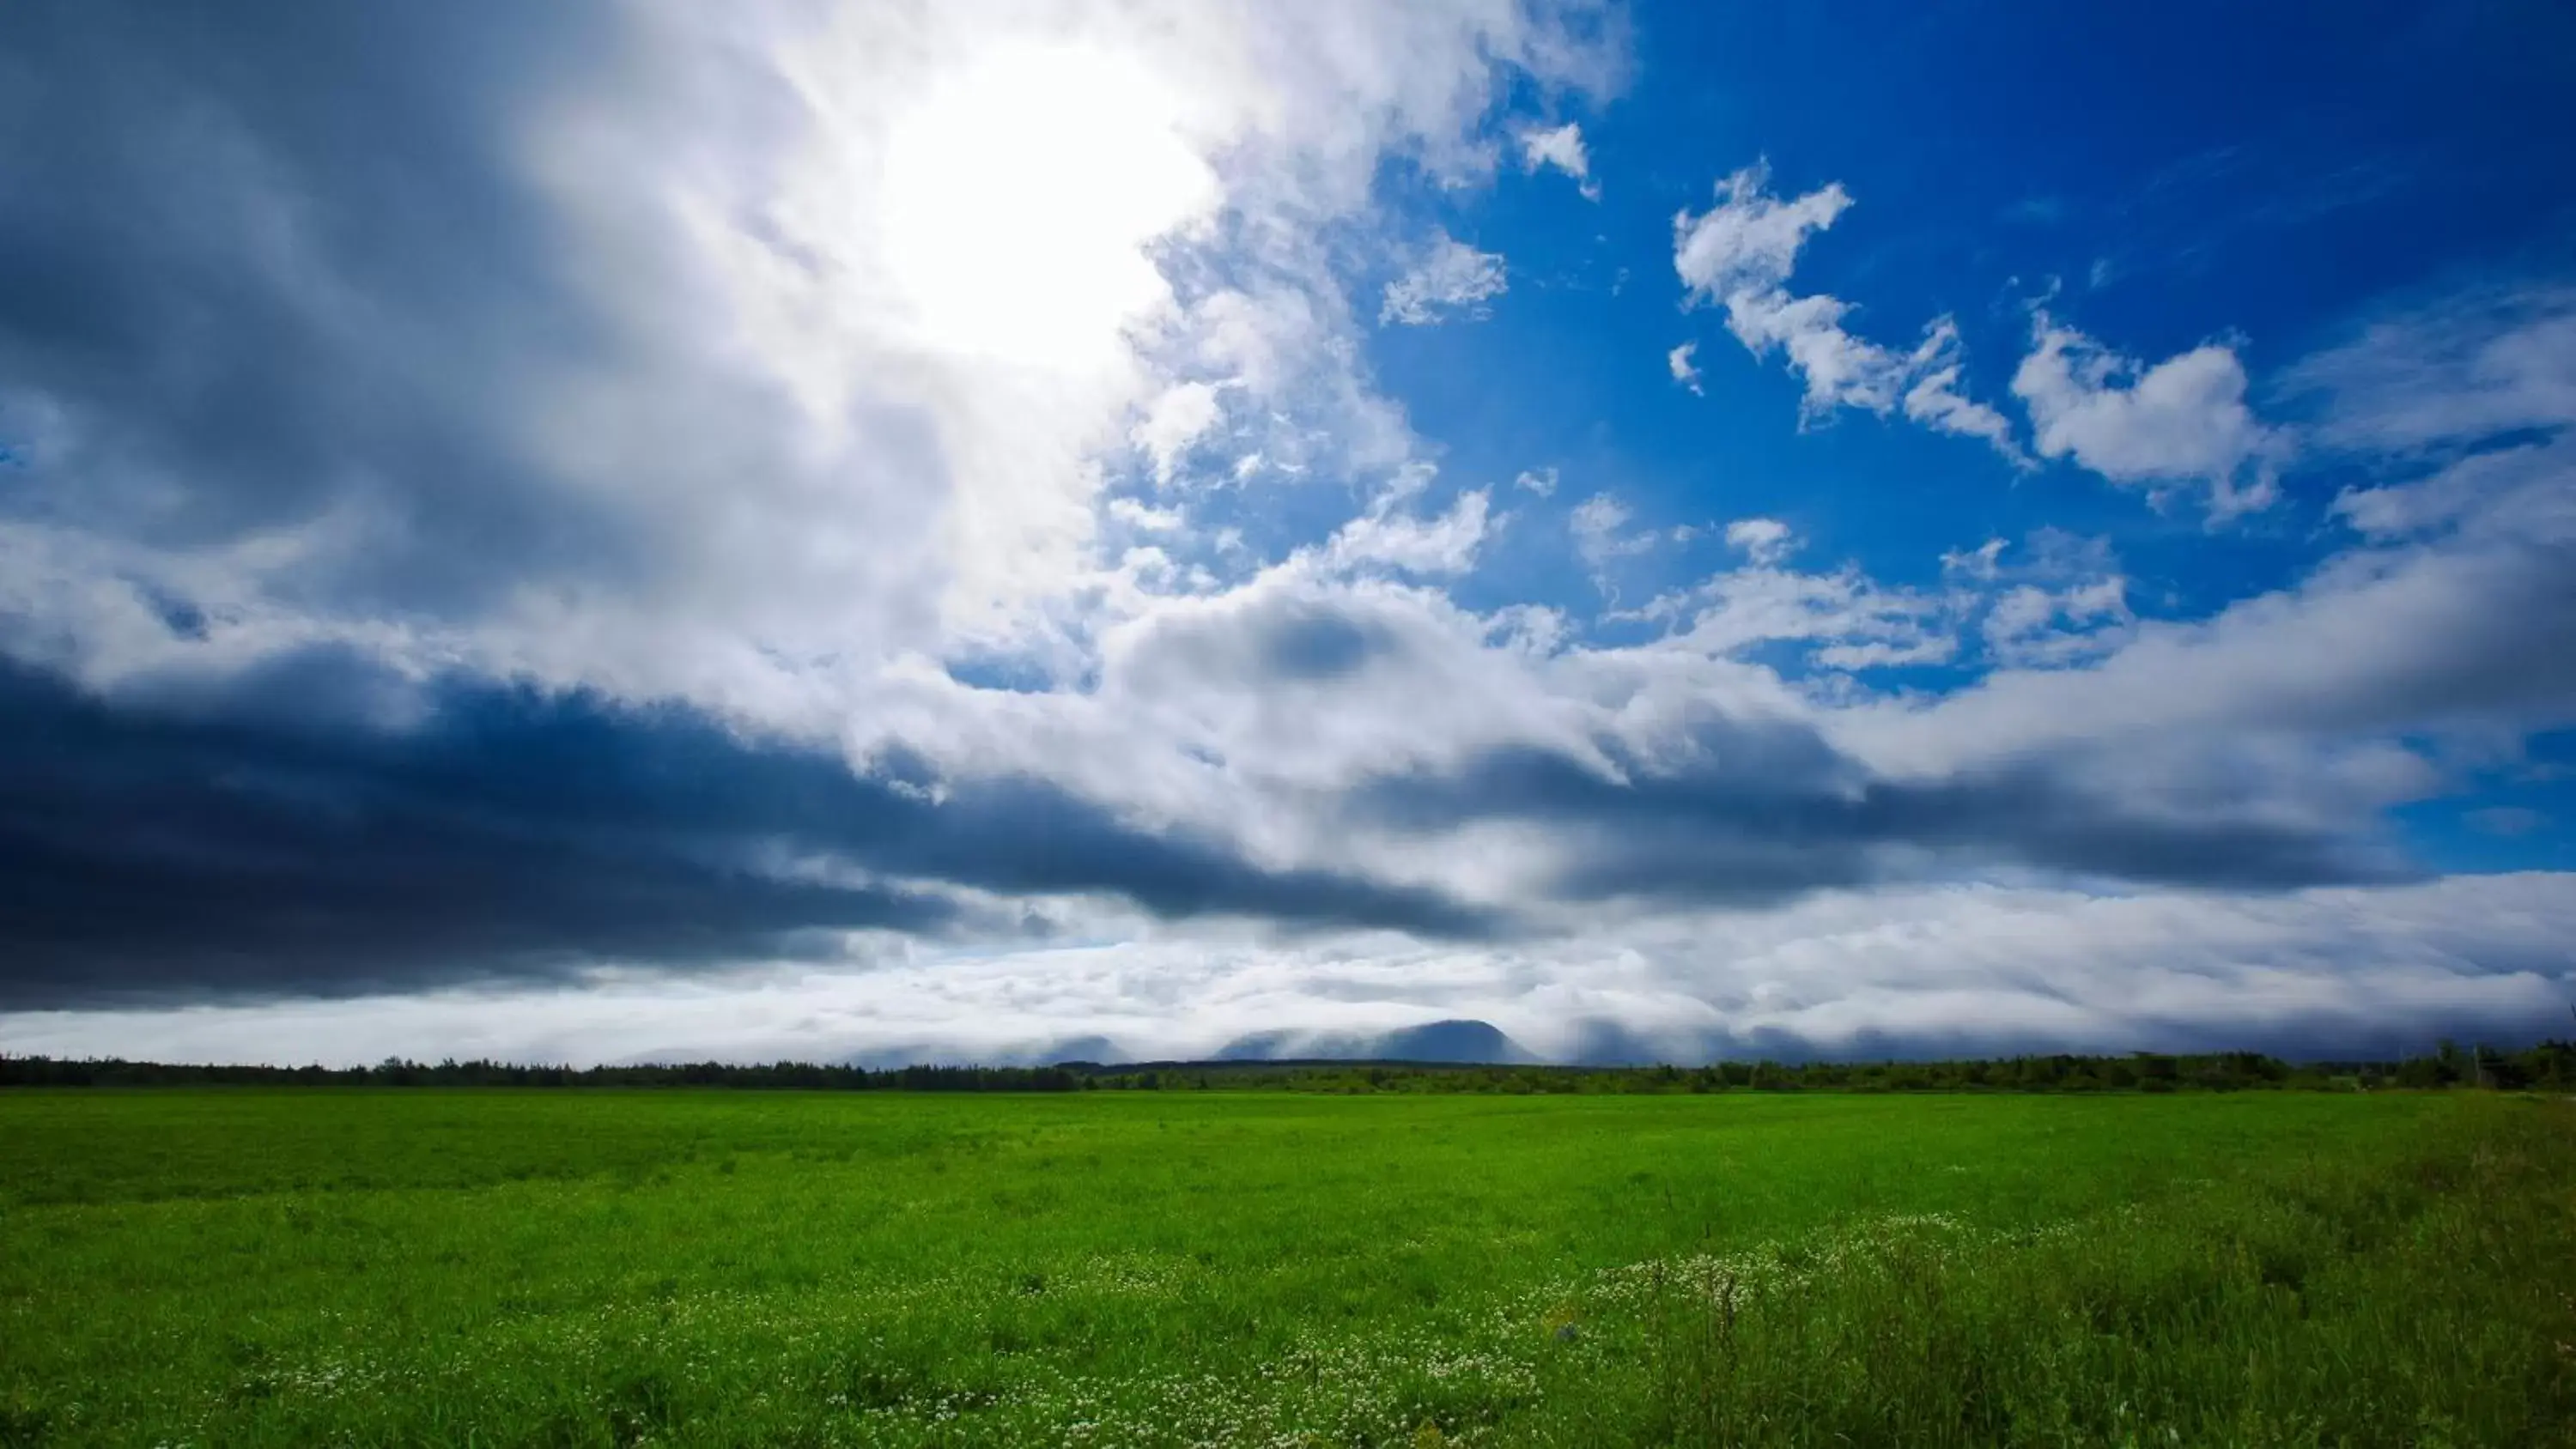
[3,1040,2569,1093]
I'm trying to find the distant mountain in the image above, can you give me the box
[1555,1018,1693,1067]
[629,1023,1547,1073]
[1211,1028,1304,1062]
[1373,1019,1536,1064]
[1211,1017,1535,1065]
[1031,1034,1127,1067]
[837,1034,1129,1071]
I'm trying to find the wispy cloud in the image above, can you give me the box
[1381,232,1510,325]
[2276,283,2576,453]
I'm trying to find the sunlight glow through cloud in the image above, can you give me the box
[877,44,1218,371]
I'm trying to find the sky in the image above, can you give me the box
[1,0,2573,1067]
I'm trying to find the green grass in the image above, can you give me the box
[2,1089,2570,1446]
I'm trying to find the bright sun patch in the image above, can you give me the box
[875,44,1218,371]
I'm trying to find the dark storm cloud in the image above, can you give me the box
[0,657,1498,1009]
[0,0,1528,1009]
[1352,718,2416,906]
[0,0,663,609]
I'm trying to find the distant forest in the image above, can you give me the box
[4,1041,2571,1094]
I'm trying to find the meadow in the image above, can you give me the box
[2,1088,2571,1447]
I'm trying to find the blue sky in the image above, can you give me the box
[1379,0,2572,655]
[0,0,2571,1065]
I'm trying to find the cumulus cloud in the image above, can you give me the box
[0,0,1613,709]
[1132,381,1226,485]
[1669,161,2303,507]
[1982,577,2132,667]
[1107,496,1186,533]
[1379,231,1510,325]
[1955,530,2135,668]
[1516,121,1599,199]
[1674,163,1853,302]
[2011,313,2282,518]
[1722,517,1794,566]
[1668,340,1704,394]
[1324,482,1492,577]
[1635,553,1957,671]
[1672,163,2019,457]
[1670,166,1901,415]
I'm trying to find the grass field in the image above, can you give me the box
[3,1089,2572,1447]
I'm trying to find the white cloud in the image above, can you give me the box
[1669,163,2299,508]
[1514,467,1558,498]
[1729,294,1913,416]
[1656,560,1955,670]
[1941,538,2007,581]
[1948,530,2134,668]
[1107,497,1187,532]
[2279,283,2576,452]
[2332,435,2576,542]
[1982,576,2131,667]
[1674,163,1853,300]
[1569,492,1660,584]
[1516,120,1599,199]
[13,872,2566,1065]
[2010,313,2281,518]
[1131,381,1225,484]
[1379,231,1510,325]
[1616,524,1957,673]
[1668,340,1704,395]
[1723,517,1795,566]
[2312,286,2576,545]
[1842,471,2576,785]
[1324,486,1492,577]
[1673,163,2019,457]
[0,0,1621,712]
[1905,318,2026,462]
